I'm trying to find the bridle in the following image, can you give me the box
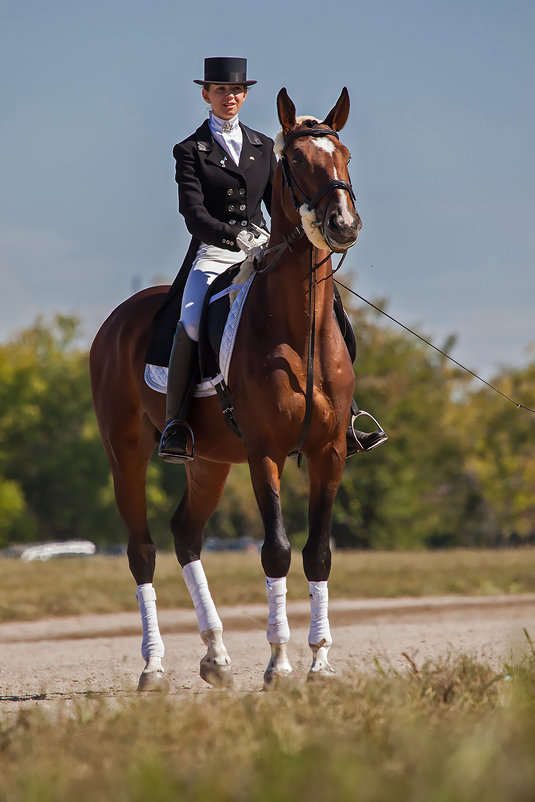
[257,125,357,275]
[280,126,357,250]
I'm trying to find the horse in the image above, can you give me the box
[90,87,361,691]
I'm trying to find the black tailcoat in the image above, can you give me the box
[145,120,277,366]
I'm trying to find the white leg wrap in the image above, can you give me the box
[182,560,223,634]
[266,576,290,644]
[308,580,332,648]
[136,583,165,661]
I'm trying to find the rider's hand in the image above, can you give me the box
[236,226,270,260]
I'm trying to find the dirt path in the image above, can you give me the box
[1,595,534,711]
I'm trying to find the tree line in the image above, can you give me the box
[0,302,533,551]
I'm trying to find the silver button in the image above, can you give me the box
[228,205,235,211]
[229,219,236,225]
[240,220,247,226]
[238,188,245,196]
[227,189,233,196]
[239,204,246,211]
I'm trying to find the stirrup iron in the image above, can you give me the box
[158,420,195,463]
[350,409,388,454]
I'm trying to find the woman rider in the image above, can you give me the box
[149,57,386,462]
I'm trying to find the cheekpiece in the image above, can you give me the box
[194,57,257,87]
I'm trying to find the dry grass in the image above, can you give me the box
[0,548,534,623]
[0,648,534,801]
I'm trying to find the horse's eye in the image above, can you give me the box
[291,153,303,166]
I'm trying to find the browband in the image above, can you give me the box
[280,127,340,156]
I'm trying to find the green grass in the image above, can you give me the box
[0,548,534,623]
[0,648,534,802]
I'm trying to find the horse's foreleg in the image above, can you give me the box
[302,445,345,679]
[172,459,233,687]
[249,453,293,688]
[136,583,168,691]
[182,560,232,687]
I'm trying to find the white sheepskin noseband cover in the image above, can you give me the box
[299,203,329,250]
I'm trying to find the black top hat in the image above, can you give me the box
[194,57,257,87]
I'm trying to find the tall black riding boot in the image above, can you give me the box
[158,322,198,463]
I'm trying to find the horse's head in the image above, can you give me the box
[274,88,362,253]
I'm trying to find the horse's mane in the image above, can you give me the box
[273,116,320,157]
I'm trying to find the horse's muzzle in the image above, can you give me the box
[324,209,362,253]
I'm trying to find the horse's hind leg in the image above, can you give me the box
[172,458,233,687]
[248,452,293,688]
[105,412,168,692]
[302,445,345,680]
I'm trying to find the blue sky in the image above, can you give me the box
[1,0,534,376]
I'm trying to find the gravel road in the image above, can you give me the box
[1,595,534,712]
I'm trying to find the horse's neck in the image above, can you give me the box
[263,226,335,341]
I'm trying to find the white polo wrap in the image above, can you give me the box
[136,583,165,660]
[266,576,290,644]
[308,580,332,647]
[182,560,223,634]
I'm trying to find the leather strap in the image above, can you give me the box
[295,246,318,455]
[280,127,340,156]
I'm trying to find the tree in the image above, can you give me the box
[0,310,532,551]
[332,294,485,549]
[0,317,119,544]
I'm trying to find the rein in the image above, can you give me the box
[294,247,318,455]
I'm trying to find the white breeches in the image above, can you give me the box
[180,243,246,342]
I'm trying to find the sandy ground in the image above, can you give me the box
[1,595,534,712]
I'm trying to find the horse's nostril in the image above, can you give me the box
[329,212,343,230]
[328,212,359,241]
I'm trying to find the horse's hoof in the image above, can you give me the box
[263,643,294,690]
[137,669,170,693]
[200,660,234,688]
[307,665,336,682]
[263,667,294,691]
[307,644,336,681]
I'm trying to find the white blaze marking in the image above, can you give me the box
[312,139,355,227]
[312,137,336,155]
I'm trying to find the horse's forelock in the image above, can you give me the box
[273,116,320,157]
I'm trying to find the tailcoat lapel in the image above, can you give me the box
[239,124,263,172]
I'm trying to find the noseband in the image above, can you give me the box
[280,127,357,218]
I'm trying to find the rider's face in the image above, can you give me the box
[202,84,247,120]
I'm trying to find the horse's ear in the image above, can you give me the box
[321,87,350,131]
[277,87,297,134]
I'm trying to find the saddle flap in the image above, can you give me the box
[198,261,255,381]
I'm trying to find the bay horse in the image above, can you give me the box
[90,87,361,691]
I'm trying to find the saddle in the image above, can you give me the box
[144,259,256,438]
